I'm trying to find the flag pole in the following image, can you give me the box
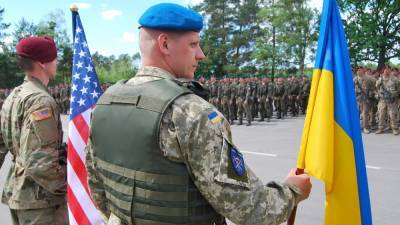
[70,4,79,43]
[287,168,304,225]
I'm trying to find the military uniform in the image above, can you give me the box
[257,82,268,121]
[287,78,300,117]
[244,82,253,125]
[236,82,246,125]
[359,75,377,133]
[0,77,67,225]
[228,81,237,123]
[274,79,286,119]
[220,82,231,120]
[299,78,311,114]
[376,75,400,135]
[86,67,300,225]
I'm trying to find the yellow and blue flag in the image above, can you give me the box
[297,0,372,225]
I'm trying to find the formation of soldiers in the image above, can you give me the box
[353,66,400,135]
[1,68,399,135]
[199,75,312,126]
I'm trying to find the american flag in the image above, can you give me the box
[67,11,104,225]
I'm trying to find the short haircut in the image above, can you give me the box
[17,55,35,71]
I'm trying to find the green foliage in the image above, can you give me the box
[94,53,137,83]
[338,0,400,70]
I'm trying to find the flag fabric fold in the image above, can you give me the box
[67,11,104,225]
[296,0,372,225]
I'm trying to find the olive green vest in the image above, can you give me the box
[92,78,224,225]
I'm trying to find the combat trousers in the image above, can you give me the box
[10,203,68,225]
[300,95,309,114]
[377,100,399,132]
[361,100,374,130]
[258,96,267,120]
[210,97,220,110]
[228,98,236,122]
[266,98,273,119]
[221,96,230,120]
[244,99,253,125]
[236,98,244,124]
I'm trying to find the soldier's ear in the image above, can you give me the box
[158,33,171,56]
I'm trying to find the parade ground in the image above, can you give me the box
[1,115,399,225]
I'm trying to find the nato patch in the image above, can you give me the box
[208,111,222,124]
[229,146,246,176]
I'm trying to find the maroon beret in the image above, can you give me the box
[16,36,57,63]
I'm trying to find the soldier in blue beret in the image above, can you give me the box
[87,3,312,225]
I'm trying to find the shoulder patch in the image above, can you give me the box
[31,108,53,121]
[229,146,246,177]
[208,111,222,124]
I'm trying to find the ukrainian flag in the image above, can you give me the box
[297,0,372,224]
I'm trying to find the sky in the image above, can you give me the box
[1,0,323,57]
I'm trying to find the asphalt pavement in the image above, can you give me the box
[0,115,399,225]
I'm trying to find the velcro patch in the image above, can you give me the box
[208,111,222,124]
[31,108,52,121]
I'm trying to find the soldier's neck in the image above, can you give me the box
[26,71,49,87]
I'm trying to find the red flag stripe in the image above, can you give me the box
[67,139,90,195]
[73,114,89,144]
[68,185,92,225]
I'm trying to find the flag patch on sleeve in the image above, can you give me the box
[31,108,52,121]
[208,111,222,124]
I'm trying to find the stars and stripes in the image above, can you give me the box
[67,11,104,225]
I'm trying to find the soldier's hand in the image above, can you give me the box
[285,168,312,203]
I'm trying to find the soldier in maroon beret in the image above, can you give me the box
[0,36,68,225]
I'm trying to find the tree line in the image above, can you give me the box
[194,0,400,78]
[0,7,138,88]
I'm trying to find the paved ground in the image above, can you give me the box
[1,115,399,225]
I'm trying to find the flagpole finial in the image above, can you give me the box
[70,4,79,12]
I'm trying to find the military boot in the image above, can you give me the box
[375,129,384,134]
[238,118,243,125]
[363,128,370,134]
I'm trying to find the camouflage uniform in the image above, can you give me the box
[359,74,377,133]
[266,80,275,121]
[86,67,300,225]
[251,80,259,119]
[0,77,68,225]
[209,81,220,110]
[299,77,311,114]
[228,81,237,123]
[287,78,300,117]
[220,82,231,120]
[353,75,363,115]
[244,82,253,125]
[236,81,246,125]
[274,79,286,119]
[376,75,400,135]
[257,81,268,121]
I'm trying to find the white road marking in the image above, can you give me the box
[241,151,277,157]
[366,165,381,170]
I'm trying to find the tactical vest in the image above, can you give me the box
[91,78,224,225]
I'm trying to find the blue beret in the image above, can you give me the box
[139,3,203,32]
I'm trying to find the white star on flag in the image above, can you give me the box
[78,98,85,106]
[83,75,91,83]
[73,73,80,80]
[80,86,88,95]
[79,50,86,58]
[76,61,83,68]
[91,90,99,98]
[86,65,93,72]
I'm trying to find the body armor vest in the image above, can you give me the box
[91,78,224,225]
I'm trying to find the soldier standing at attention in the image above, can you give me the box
[86,3,312,225]
[236,77,246,125]
[0,37,67,225]
[376,67,400,135]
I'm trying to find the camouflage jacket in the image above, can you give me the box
[0,77,67,209]
[86,67,300,225]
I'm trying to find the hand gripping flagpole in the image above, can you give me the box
[287,168,304,225]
